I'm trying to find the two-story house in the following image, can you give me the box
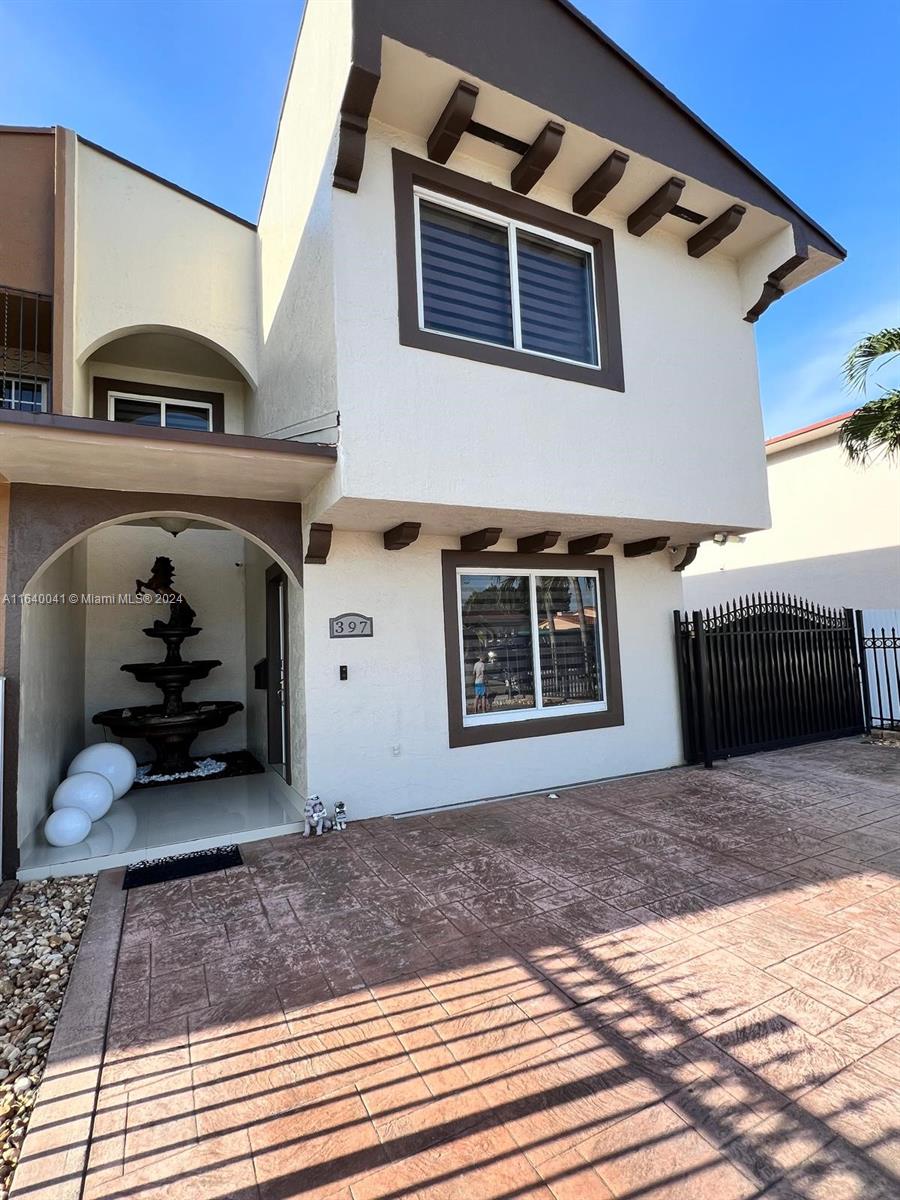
[0,0,844,879]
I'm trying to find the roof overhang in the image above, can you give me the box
[0,411,336,502]
[765,411,851,456]
[334,0,844,320]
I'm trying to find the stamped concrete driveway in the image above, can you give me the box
[12,740,900,1200]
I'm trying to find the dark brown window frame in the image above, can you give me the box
[393,149,624,391]
[442,549,624,748]
[92,376,225,432]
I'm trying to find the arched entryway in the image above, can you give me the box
[2,487,305,878]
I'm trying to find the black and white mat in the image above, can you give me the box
[122,844,243,889]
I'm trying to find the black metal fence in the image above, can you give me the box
[1,285,52,413]
[675,594,866,766]
[856,616,900,732]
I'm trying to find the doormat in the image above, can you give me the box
[123,844,243,889]
[131,750,265,790]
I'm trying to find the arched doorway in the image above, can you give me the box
[3,490,305,878]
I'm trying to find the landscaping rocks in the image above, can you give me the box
[0,877,95,1200]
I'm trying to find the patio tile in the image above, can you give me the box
[579,1101,756,1199]
[20,742,900,1200]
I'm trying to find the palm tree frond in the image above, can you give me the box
[839,391,900,462]
[842,328,900,393]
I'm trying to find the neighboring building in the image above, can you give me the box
[684,412,900,612]
[0,0,845,878]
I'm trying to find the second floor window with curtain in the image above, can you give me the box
[416,190,599,368]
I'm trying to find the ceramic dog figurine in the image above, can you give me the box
[303,795,330,837]
[332,801,348,831]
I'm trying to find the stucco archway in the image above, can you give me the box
[2,485,304,876]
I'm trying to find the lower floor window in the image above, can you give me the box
[458,568,606,726]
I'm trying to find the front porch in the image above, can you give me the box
[11,739,900,1200]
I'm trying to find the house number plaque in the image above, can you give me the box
[329,613,373,638]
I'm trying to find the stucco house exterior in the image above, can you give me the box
[0,0,845,879]
[683,412,900,612]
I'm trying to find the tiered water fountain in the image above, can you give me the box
[93,556,242,777]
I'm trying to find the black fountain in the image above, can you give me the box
[93,557,242,777]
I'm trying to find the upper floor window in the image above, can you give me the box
[109,391,213,432]
[416,191,599,368]
[393,150,624,391]
[2,379,49,414]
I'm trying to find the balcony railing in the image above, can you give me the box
[1,286,52,413]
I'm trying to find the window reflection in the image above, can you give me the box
[460,575,535,715]
[537,575,603,707]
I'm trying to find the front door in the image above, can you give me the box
[265,565,291,783]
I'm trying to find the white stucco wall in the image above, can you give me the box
[301,532,684,818]
[73,142,259,412]
[18,544,86,846]
[328,126,769,532]
[684,431,900,610]
[255,0,351,439]
[82,526,248,759]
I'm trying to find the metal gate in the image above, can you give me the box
[675,594,865,766]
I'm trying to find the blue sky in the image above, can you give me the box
[2,0,897,436]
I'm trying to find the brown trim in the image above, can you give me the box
[517,531,560,554]
[383,521,421,551]
[743,249,808,323]
[624,536,669,557]
[460,528,502,552]
[77,136,257,230]
[441,550,624,749]
[344,1,844,260]
[51,128,67,414]
[1,483,305,878]
[687,204,746,259]
[304,522,333,565]
[427,80,479,164]
[393,150,625,392]
[573,150,629,216]
[0,406,337,461]
[627,177,686,237]
[333,64,380,194]
[510,121,565,195]
[266,563,292,787]
[672,543,699,572]
[567,532,612,554]
[92,376,226,432]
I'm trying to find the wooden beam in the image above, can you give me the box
[383,522,421,551]
[517,531,560,554]
[333,64,379,194]
[627,177,685,237]
[624,536,669,558]
[745,249,808,323]
[572,150,629,216]
[427,80,479,164]
[511,121,565,195]
[567,533,613,555]
[672,543,700,572]
[304,522,333,566]
[460,528,502,552]
[687,204,746,258]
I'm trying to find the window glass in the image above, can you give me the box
[517,233,597,365]
[165,404,212,431]
[419,201,514,347]
[536,575,603,707]
[113,397,161,426]
[459,574,535,716]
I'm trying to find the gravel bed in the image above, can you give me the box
[0,876,95,1200]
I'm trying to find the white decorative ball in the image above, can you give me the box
[68,744,137,800]
[44,807,92,847]
[52,772,115,822]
